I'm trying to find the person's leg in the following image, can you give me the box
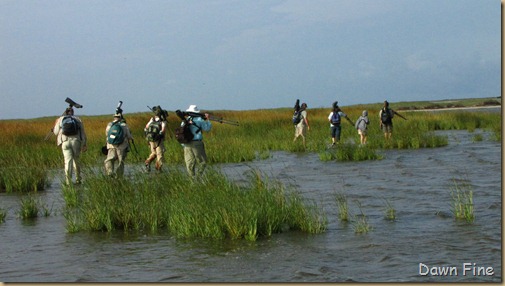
[62,141,74,184]
[184,143,197,178]
[104,148,117,176]
[116,148,127,177]
[194,141,208,177]
[155,141,165,171]
[70,139,82,183]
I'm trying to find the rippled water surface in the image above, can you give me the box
[0,129,501,282]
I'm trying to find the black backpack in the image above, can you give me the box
[146,120,162,142]
[292,110,302,125]
[175,122,194,144]
[61,116,79,136]
[381,108,392,124]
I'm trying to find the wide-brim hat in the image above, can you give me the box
[186,105,200,113]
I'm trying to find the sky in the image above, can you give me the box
[0,0,500,119]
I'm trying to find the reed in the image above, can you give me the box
[0,207,6,223]
[62,167,327,240]
[18,194,40,219]
[450,179,475,223]
[351,200,371,234]
[383,198,396,221]
[335,193,350,222]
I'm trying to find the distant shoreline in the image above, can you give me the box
[402,105,501,113]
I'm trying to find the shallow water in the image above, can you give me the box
[0,129,501,282]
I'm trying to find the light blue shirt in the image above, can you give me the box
[189,116,211,140]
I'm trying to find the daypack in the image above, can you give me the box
[107,121,125,145]
[381,108,392,124]
[292,110,302,125]
[145,120,162,142]
[331,111,341,125]
[61,116,79,136]
[175,122,194,144]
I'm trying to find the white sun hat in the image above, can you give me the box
[186,105,200,113]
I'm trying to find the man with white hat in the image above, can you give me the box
[181,105,212,178]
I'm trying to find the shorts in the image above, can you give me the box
[330,125,341,140]
[382,123,393,133]
[358,129,367,136]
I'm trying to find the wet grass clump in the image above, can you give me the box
[450,179,475,223]
[63,168,327,240]
[383,198,396,221]
[0,208,6,223]
[351,201,371,234]
[335,193,349,222]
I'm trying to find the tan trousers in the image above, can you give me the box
[184,140,207,178]
[61,138,82,184]
[104,146,128,177]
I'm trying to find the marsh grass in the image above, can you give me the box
[472,134,484,142]
[383,198,396,221]
[18,194,40,219]
[63,167,327,240]
[351,200,372,234]
[0,207,6,223]
[450,179,475,223]
[0,101,499,193]
[335,193,350,222]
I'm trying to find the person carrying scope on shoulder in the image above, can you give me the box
[328,101,353,146]
[379,100,407,141]
[144,106,168,173]
[180,105,212,179]
[104,112,133,178]
[293,102,310,148]
[52,107,87,185]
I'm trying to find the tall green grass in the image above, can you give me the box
[62,167,327,240]
[0,102,500,192]
[450,179,475,223]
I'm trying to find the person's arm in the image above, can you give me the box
[304,113,310,129]
[199,114,212,132]
[342,111,353,125]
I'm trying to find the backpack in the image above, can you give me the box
[107,121,125,145]
[331,111,341,125]
[145,120,162,142]
[175,122,194,144]
[381,108,392,124]
[61,116,79,136]
[292,110,302,125]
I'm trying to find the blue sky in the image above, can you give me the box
[0,0,500,119]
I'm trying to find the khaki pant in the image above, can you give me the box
[62,138,82,184]
[184,140,207,178]
[145,140,165,171]
[104,146,128,177]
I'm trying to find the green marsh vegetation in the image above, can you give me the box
[450,178,475,223]
[0,98,498,238]
[62,167,327,240]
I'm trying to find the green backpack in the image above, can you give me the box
[146,120,162,142]
[107,121,125,145]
